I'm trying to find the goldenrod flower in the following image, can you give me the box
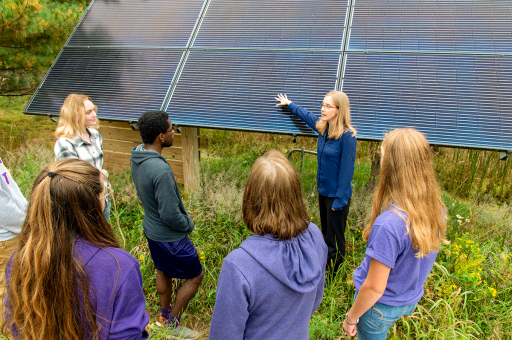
[488,287,497,297]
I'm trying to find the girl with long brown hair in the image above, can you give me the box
[275,91,357,272]
[209,150,327,340]
[343,128,448,339]
[1,159,148,340]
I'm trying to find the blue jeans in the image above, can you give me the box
[353,291,417,340]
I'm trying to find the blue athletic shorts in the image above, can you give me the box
[145,234,203,279]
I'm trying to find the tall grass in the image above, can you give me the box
[0,96,55,151]
[434,147,512,203]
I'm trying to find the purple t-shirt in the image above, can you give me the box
[6,240,149,339]
[353,208,437,306]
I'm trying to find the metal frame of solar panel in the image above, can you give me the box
[24,0,512,151]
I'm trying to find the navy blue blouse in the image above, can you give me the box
[289,102,357,210]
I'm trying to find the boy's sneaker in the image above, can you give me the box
[166,324,199,340]
[155,315,168,327]
[155,314,187,326]
[155,316,199,340]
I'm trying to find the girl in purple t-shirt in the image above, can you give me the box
[1,159,148,340]
[343,128,448,340]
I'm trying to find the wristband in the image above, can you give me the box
[345,313,359,326]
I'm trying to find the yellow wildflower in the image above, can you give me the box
[488,287,497,298]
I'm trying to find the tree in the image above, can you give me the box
[0,0,88,96]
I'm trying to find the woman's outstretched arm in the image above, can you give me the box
[275,93,319,131]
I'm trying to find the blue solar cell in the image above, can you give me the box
[348,0,512,53]
[25,48,184,120]
[193,0,347,49]
[166,51,341,134]
[67,0,205,47]
[342,53,512,150]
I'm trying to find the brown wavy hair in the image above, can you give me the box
[243,150,309,240]
[363,128,448,257]
[316,91,357,139]
[1,159,119,340]
[55,94,100,139]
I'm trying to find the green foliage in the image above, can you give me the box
[0,95,55,150]
[434,147,512,203]
[0,0,88,95]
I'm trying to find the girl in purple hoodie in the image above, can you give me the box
[209,150,328,340]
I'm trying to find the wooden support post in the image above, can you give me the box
[181,127,201,193]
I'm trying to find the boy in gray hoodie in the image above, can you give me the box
[130,111,203,340]
[0,156,28,316]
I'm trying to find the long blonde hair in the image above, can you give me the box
[1,159,119,340]
[362,128,448,257]
[55,94,99,139]
[316,91,357,139]
[243,150,309,240]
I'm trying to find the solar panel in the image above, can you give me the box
[348,0,512,53]
[193,0,348,50]
[166,51,341,134]
[67,0,205,48]
[23,0,512,151]
[342,53,512,149]
[26,48,184,120]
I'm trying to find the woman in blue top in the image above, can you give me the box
[343,128,448,339]
[275,91,357,272]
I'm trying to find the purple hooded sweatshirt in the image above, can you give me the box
[5,240,149,339]
[209,222,327,340]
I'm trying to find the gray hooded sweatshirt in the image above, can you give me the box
[130,145,194,242]
[0,157,27,242]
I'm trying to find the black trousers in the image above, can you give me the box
[319,195,350,272]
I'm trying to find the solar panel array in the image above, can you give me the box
[343,0,512,150]
[25,0,512,150]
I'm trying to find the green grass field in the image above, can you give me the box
[1,97,511,339]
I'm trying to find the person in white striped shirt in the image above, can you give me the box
[54,94,111,221]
